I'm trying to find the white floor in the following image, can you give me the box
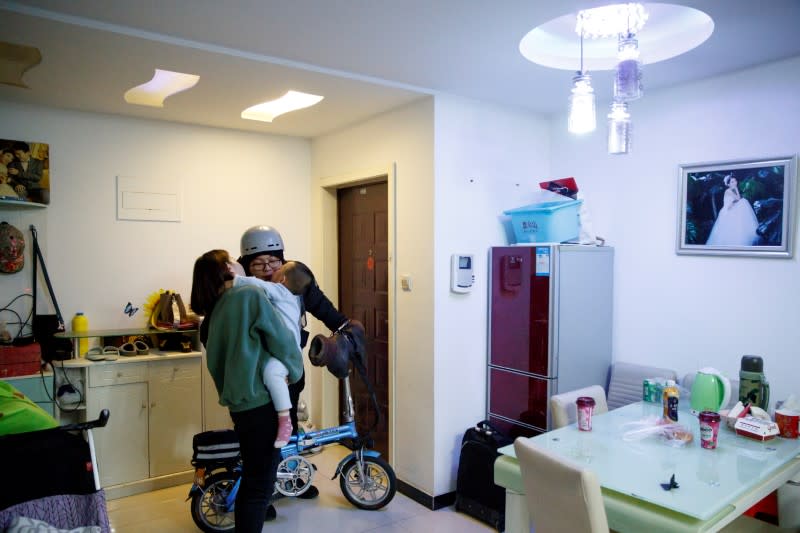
[107,445,496,533]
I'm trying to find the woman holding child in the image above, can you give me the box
[190,249,302,531]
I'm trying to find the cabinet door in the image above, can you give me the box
[148,358,202,477]
[201,348,232,430]
[87,382,149,487]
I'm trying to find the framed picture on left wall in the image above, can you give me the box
[0,138,50,204]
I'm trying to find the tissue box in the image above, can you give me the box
[504,199,583,244]
[734,416,780,441]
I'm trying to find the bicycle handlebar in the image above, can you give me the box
[57,409,110,432]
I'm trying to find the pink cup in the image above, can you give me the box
[576,396,596,431]
[775,409,800,439]
[699,411,721,449]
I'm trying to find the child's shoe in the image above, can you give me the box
[274,414,292,448]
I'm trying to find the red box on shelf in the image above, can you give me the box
[0,343,42,377]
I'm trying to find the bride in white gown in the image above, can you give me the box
[706,174,759,246]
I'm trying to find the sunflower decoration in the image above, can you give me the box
[142,289,167,319]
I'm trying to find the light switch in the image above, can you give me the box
[400,275,412,291]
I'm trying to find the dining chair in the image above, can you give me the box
[550,385,609,429]
[607,361,678,410]
[513,436,609,533]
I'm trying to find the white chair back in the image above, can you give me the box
[550,385,608,429]
[607,361,677,410]
[514,437,609,533]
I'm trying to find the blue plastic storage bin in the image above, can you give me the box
[504,199,582,243]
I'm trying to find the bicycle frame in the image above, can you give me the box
[281,373,360,457]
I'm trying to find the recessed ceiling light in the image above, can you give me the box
[0,40,42,88]
[124,69,200,107]
[520,3,714,71]
[241,90,324,123]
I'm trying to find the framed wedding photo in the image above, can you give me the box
[676,155,797,257]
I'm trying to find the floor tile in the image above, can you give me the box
[106,445,495,533]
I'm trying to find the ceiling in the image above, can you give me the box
[1,0,799,138]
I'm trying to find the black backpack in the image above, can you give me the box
[454,420,513,531]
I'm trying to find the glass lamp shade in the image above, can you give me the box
[607,101,632,154]
[614,36,643,101]
[568,72,596,134]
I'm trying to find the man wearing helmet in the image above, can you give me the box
[238,225,350,500]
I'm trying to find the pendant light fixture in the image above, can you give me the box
[567,29,596,134]
[607,100,631,154]
[614,23,643,101]
[521,3,714,152]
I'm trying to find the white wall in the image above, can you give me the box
[311,96,550,497]
[432,95,550,495]
[550,55,800,408]
[0,102,311,341]
[311,98,436,494]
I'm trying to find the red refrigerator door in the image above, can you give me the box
[489,246,551,376]
[488,367,551,432]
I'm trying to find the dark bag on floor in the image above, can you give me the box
[454,420,513,531]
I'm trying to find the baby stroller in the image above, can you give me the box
[0,410,111,532]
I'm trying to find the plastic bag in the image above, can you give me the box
[622,416,694,447]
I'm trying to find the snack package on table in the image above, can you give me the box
[622,416,694,447]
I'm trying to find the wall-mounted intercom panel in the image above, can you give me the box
[451,254,475,293]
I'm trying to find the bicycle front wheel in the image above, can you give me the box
[339,455,396,510]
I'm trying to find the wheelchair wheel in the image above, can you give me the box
[339,455,396,510]
[191,471,237,533]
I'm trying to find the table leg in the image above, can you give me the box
[504,489,530,533]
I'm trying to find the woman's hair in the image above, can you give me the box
[723,174,734,187]
[190,249,232,316]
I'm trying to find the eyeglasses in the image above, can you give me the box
[250,258,282,271]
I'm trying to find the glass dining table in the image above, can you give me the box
[494,401,800,532]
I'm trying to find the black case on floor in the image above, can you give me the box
[454,420,513,531]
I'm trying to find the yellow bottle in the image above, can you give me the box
[662,379,679,422]
[72,312,89,357]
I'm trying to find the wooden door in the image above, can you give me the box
[337,181,389,459]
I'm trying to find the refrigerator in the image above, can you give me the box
[487,245,613,437]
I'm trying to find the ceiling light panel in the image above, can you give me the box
[124,69,200,108]
[241,90,324,123]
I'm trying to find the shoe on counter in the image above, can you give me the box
[297,485,319,500]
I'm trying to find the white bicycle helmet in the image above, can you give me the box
[240,225,284,256]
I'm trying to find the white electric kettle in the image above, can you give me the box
[690,367,732,415]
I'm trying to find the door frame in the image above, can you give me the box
[314,163,397,463]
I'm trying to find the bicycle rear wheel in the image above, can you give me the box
[190,472,237,533]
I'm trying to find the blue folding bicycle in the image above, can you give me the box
[188,326,396,532]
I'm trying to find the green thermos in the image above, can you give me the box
[738,355,769,410]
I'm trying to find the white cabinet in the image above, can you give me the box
[148,358,202,477]
[57,353,202,496]
[201,347,233,430]
[87,381,149,487]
